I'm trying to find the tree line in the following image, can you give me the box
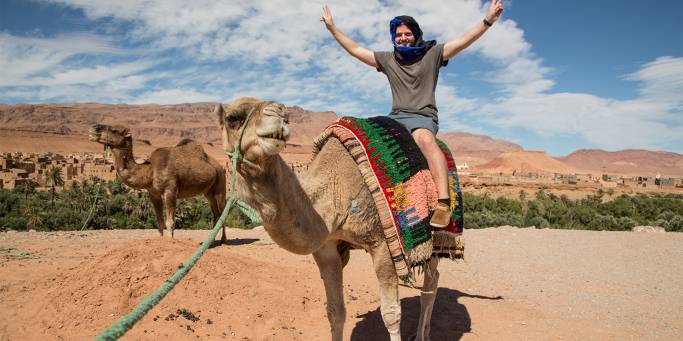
[0,177,253,231]
[1,176,681,232]
[464,190,683,232]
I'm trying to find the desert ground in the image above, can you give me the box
[1,227,681,341]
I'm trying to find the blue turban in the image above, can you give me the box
[390,16,436,63]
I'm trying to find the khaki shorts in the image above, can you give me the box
[388,111,439,135]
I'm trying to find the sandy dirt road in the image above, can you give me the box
[1,227,681,340]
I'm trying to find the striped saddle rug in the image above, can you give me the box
[313,116,464,282]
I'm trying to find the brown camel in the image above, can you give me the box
[215,98,444,341]
[89,124,227,242]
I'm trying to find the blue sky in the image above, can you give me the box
[1,0,681,156]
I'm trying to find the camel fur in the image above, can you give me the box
[214,98,443,341]
[89,124,227,242]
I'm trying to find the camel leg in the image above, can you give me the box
[370,245,401,341]
[312,241,346,341]
[415,257,440,341]
[215,171,227,243]
[150,193,165,237]
[163,188,178,239]
[205,192,225,244]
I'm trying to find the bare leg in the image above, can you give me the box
[163,188,177,238]
[416,257,440,341]
[313,241,346,341]
[150,193,165,237]
[371,244,401,341]
[412,129,449,199]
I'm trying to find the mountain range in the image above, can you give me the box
[1,103,681,177]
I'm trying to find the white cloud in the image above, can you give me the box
[3,1,681,153]
[623,56,683,108]
[481,57,683,152]
[0,32,122,86]
[29,61,156,86]
[132,88,221,104]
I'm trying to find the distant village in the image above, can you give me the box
[457,162,683,191]
[0,152,115,190]
[1,152,681,192]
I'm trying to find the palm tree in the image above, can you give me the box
[22,202,43,230]
[14,180,37,201]
[47,166,65,208]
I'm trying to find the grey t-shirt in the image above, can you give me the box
[374,43,448,123]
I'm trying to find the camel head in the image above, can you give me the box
[215,97,290,169]
[88,124,132,149]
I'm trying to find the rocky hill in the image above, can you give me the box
[437,131,524,166]
[559,149,683,177]
[472,151,585,175]
[0,103,338,148]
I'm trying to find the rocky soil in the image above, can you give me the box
[0,227,681,340]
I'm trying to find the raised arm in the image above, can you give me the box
[322,4,377,68]
[443,0,504,61]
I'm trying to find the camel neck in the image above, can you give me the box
[110,142,152,189]
[238,156,329,255]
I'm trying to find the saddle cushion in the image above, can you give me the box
[314,116,464,282]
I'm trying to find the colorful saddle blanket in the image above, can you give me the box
[313,116,464,282]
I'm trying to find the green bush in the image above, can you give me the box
[665,215,683,232]
[0,178,259,231]
[463,190,682,232]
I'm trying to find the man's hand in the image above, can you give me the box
[322,4,334,29]
[321,4,377,67]
[486,0,504,23]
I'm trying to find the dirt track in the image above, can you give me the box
[1,227,681,340]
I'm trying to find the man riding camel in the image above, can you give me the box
[322,1,504,228]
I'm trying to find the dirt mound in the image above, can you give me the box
[473,150,584,174]
[10,237,322,340]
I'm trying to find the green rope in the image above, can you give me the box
[235,199,262,225]
[95,106,261,341]
[1,247,33,259]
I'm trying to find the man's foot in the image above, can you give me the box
[430,202,451,229]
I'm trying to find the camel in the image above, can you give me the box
[215,98,445,341]
[88,124,227,242]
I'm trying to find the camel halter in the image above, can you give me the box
[224,101,278,172]
[224,105,259,171]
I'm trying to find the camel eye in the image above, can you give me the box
[227,115,245,128]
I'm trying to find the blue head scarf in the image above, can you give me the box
[390,16,436,63]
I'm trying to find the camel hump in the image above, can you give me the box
[175,138,196,147]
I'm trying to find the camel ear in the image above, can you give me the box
[214,104,225,127]
[122,128,131,137]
